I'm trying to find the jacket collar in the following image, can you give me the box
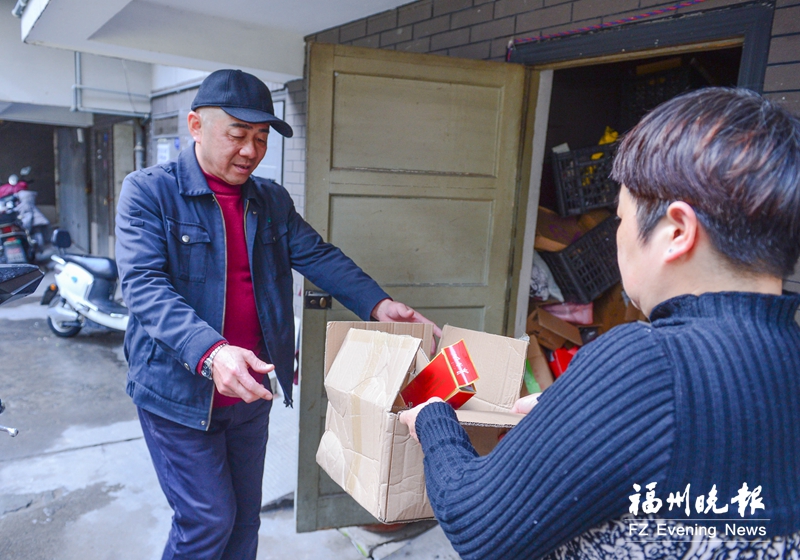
[176,143,257,199]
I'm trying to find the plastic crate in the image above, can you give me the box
[539,216,621,304]
[551,142,620,217]
[620,65,692,131]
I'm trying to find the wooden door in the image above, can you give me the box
[296,42,535,532]
[55,128,90,251]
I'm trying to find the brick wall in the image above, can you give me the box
[765,0,800,115]
[281,80,307,216]
[281,79,309,319]
[307,0,800,117]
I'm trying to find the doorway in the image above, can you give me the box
[540,47,741,210]
[512,45,743,371]
[0,121,58,225]
[508,1,773,339]
[89,118,137,257]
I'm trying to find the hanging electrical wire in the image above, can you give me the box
[506,0,709,61]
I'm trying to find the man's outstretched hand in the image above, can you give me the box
[371,298,442,338]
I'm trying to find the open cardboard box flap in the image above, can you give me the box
[455,408,524,428]
[323,328,422,412]
[527,307,583,350]
[324,321,434,378]
[439,325,528,412]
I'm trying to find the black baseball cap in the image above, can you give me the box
[191,69,293,138]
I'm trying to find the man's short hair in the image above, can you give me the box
[611,87,800,278]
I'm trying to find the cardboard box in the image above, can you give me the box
[577,209,612,232]
[592,283,648,334]
[625,301,649,323]
[592,283,627,334]
[316,322,528,523]
[534,207,583,252]
[526,307,583,351]
[527,340,555,391]
[400,340,479,409]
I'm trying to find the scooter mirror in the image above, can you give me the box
[0,264,43,305]
[51,229,72,249]
[20,167,31,177]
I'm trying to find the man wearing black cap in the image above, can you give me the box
[115,69,438,559]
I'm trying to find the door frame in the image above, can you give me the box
[507,1,773,337]
[509,1,773,92]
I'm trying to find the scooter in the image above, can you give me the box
[0,168,50,259]
[0,167,31,198]
[0,399,17,437]
[41,229,129,337]
[0,196,35,264]
[0,262,45,436]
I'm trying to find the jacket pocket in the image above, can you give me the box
[167,218,212,282]
[260,222,289,279]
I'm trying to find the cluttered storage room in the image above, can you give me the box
[522,47,741,394]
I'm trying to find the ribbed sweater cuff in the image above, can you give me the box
[416,401,470,455]
[196,339,228,374]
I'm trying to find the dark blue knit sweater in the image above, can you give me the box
[416,292,800,560]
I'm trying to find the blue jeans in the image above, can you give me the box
[138,398,273,560]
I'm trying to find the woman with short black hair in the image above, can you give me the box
[400,87,800,560]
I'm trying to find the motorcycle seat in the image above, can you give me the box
[63,254,119,281]
[91,297,129,316]
[0,212,18,227]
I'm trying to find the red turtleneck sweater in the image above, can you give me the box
[196,172,264,407]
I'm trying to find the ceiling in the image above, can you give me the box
[19,0,410,84]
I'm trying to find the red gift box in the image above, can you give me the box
[548,346,578,378]
[400,339,479,409]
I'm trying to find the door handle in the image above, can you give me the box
[304,290,332,310]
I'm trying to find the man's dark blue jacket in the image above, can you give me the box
[115,147,389,430]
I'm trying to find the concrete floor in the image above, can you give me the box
[0,272,460,559]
